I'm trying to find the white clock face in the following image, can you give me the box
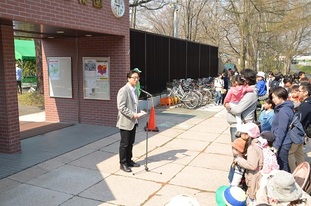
[111,0,125,18]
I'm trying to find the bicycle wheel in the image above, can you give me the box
[203,88,214,104]
[193,90,203,107]
[201,90,209,106]
[183,92,200,109]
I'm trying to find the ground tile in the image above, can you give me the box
[189,152,232,171]
[177,130,220,142]
[27,164,103,195]
[8,165,48,183]
[79,175,162,205]
[0,178,21,194]
[60,196,109,206]
[144,184,217,206]
[169,166,228,192]
[204,142,232,156]
[0,184,72,206]
[69,151,119,175]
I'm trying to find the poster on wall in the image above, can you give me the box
[83,57,110,100]
[48,57,72,98]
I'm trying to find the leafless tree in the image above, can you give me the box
[132,0,311,73]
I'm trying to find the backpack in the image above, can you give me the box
[287,112,305,144]
[270,80,279,89]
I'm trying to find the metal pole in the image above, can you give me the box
[173,3,178,38]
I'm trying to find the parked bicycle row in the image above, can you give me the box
[161,77,217,109]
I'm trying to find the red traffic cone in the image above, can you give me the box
[144,107,159,132]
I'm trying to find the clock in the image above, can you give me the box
[111,0,125,18]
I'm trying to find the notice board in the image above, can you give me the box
[47,57,72,98]
[83,57,110,100]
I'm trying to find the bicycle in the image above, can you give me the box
[164,80,200,109]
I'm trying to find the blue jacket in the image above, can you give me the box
[258,110,275,131]
[256,80,267,96]
[271,100,294,150]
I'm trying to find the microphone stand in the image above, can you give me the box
[133,89,162,175]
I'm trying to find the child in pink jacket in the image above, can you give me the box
[224,75,253,125]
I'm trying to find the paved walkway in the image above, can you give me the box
[1,104,308,206]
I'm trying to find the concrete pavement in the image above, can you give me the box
[0,105,247,205]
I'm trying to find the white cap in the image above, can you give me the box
[257,71,265,78]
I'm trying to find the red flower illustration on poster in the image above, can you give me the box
[97,64,107,75]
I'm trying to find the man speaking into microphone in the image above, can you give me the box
[116,70,146,172]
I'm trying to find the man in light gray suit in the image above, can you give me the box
[116,70,146,172]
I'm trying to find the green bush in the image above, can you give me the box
[16,59,37,78]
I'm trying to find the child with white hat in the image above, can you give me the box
[256,170,311,205]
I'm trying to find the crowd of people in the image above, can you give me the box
[216,69,311,205]
[115,67,311,205]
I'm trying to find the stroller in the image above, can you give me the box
[292,161,311,194]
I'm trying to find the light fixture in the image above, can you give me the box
[48,36,54,39]
[56,30,64,34]
[85,34,92,37]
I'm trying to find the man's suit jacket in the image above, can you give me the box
[116,83,138,130]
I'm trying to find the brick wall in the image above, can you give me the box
[0,0,130,152]
[43,35,130,126]
[0,25,21,153]
[0,0,129,36]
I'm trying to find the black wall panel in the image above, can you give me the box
[130,29,218,95]
[187,42,200,79]
[169,39,187,81]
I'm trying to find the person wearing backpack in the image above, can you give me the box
[269,73,282,92]
[297,83,311,140]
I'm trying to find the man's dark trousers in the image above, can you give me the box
[119,125,137,164]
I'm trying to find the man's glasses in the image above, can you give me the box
[130,77,140,80]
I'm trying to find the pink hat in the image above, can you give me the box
[237,123,260,138]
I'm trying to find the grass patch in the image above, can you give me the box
[18,93,44,107]
[296,65,311,74]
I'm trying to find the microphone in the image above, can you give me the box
[140,89,152,97]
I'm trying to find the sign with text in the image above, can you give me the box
[48,57,72,98]
[83,57,110,100]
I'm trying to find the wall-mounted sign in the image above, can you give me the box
[83,57,110,100]
[93,0,102,8]
[48,57,72,98]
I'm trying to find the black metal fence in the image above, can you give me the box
[130,29,219,95]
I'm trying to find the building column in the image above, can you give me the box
[0,24,21,153]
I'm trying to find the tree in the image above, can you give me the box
[132,0,311,74]
[35,39,43,94]
[130,0,170,29]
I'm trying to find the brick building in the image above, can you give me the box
[0,0,130,153]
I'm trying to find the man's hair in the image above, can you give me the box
[299,77,309,84]
[283,76,293,84]
[271,86,288,100]
[300,83,311,97]
[274,72,283,81]
[127,70,140,78]
[240,69,256,85]
[298,71,305,77]
[290,85,299,92]
[293,72,299,80]
[267,71,274,76]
